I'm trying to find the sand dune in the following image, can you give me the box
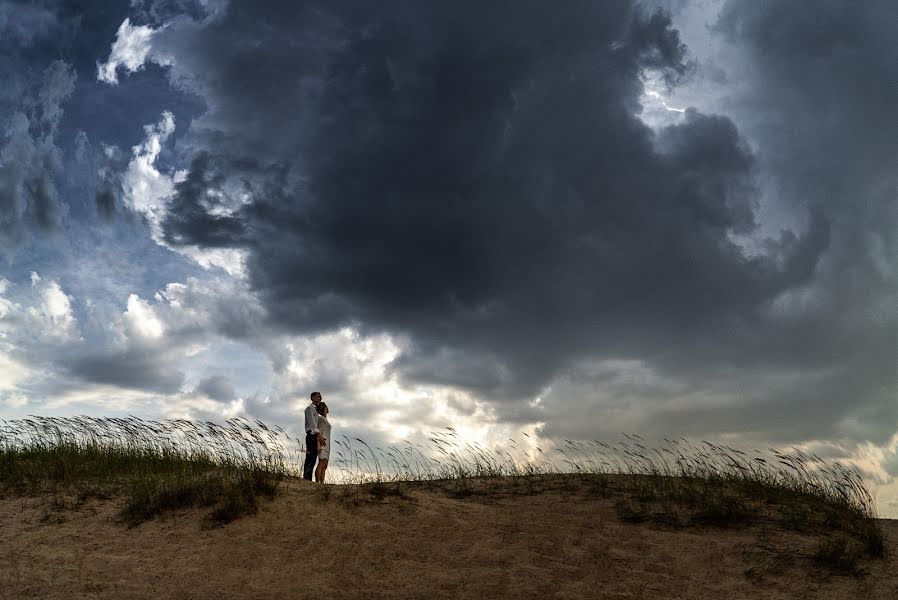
[2,478,895,599]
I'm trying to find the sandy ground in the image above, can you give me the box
[1,479,896,599]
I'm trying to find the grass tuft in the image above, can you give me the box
[1,416,295,525]
[812,536,864,575]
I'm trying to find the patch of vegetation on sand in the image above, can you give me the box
[1,418,887,575]
[0,416,296,526]
[328,430,887,575]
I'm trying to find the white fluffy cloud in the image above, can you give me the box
[96,18,161,84]
[0,350,31,408]
[76,276,525,450]
[0,274,81,410]
[97,23,246,275]
[123,293,165,341]
[260,327,532,450]
[122,111,178,218]
[25,278,80,343]
[117,112,246,275]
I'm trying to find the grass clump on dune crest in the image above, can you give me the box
[1,416,296,525]
[330,430,886,571]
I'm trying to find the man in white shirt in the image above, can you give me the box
[303,391,326,481]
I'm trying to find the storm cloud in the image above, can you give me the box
[707,0,898,443]
[153,1,836,405]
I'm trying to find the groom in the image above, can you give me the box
[303,391,327,481]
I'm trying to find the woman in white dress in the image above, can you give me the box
[315,402,331,483]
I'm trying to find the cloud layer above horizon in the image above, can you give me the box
[0,0,895,514]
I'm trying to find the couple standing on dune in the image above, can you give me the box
[303,391,332,483]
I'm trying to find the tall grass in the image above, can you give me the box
[1,416,887,565]
[328,430,885,564]
[0,416,298,525]
[331,430,875,517]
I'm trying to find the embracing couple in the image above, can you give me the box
[303,391,332,483]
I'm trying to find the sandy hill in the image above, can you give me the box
[1,477,896,600]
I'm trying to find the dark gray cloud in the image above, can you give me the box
[0,4,77,248]
[0,2,57,46]
[703,0,898,443]
[66,348,185,394]
[195,374,236,402]
[73,130,123,220]
[532,0,896,447]
[162,152,246,246]
[157,2,831,405]
[0,60,75,254]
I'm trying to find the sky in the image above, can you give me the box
[0,1,895,515]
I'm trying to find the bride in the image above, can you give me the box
[315,401,331,483]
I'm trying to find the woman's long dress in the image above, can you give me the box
[317,415,332,460]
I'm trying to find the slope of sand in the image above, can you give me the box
[1,478,896,599]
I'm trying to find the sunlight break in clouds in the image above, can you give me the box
[638,70,687,129]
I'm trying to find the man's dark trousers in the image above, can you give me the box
[303,431,318,481]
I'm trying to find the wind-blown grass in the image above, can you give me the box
[1,416,886,568]
[332,430,875,516]
[329,430,885,567]
[0,416,298,525]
